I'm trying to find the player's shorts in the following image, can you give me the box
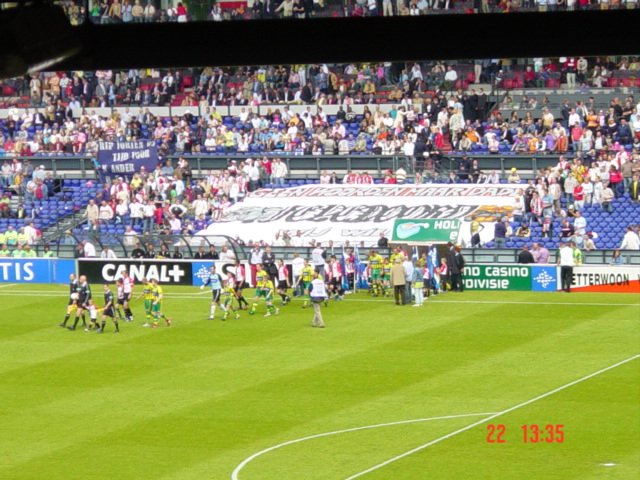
[329,278,341,289]
[263,290,273,300]
[103,306,116,318]
[234,281,245,292]
[277,280,288,291]
[382,274,390,283]
[302,281,311,292]
[117,298,126,306]
[370,269,381,280]
[144,299,153,313]
[254,288,267,298]
[151,302,162,313]
[67,297,75,306]
[211,290,221,303]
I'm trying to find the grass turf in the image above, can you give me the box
[0,284,638,480]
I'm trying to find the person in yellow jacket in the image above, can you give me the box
[4,226,18,246]
[17,227,29,246]
[22,245,37,258]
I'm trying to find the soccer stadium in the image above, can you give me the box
[0,3,639,480]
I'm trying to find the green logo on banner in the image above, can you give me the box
[392,219,461,243]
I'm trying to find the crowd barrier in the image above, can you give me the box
[0,259,638,293]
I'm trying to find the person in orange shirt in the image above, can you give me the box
[586,109,598,133]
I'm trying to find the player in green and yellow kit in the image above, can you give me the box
[368,250,384,296]
[381,257,392,297]
[136,278,155,326]
[389,247,405,265]
[221,275,241,321]
[261,275,279,317]
[295,258,315,308]
[149,278,171,328]
[249,264,269,315]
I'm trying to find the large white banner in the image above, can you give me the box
[202,184,523,246]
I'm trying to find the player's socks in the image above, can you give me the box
[73,317,79,329]
[100,321,106,332]
[210,305,216,318]
[114,321,119,332]
[81,314,87,327]
[61,314,70,327]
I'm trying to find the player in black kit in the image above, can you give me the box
[59,273,80,328]
[67,275,91,331]
[89,284,119,333]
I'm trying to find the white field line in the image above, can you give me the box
[0,283,17,288]
[0,290,638,307]
[342,354,640,480]
[230,413,499,480]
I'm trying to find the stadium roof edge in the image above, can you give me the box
[51,10,640,71]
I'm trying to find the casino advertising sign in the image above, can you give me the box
[463,265,532,291]
[201,184,521,246]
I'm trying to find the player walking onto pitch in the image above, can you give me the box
[67,275,91,331]
[368,249,384,296]
[249,264,277,315]
[233,259,249,310]
[221,274,241,321]
[120,269,135,321]
[86,284,120,333]
[201,265,227,320]
[150,278,171,327]
[59,273,79,328]
[275,259,292,307]
[114,279,126,321]
[327,255,344,301]
[260,274,279,317]
[381,257,392,297]
[295,259,315,308]
[136,278,154,326]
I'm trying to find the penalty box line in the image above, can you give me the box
[342,354,640,480]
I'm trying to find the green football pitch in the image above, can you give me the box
[0,283,638,480]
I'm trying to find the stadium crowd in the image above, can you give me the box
[2,58,640,161]
[1,57,639,260]
[59,0,640,25]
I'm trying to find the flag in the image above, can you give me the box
[354,244,366,290]
[340,246,350,291]
[427,244,440,291]
[412,245,419,262]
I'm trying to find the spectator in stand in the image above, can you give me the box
[99,200,114,225]
[517,245,535,264]
[583,233,597,251]
[600,182,615,213]
[532,242,550,263]
[493,218,507,248]
[620,226,640,250]
[83,199,99,226]
[630,173,640,203]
